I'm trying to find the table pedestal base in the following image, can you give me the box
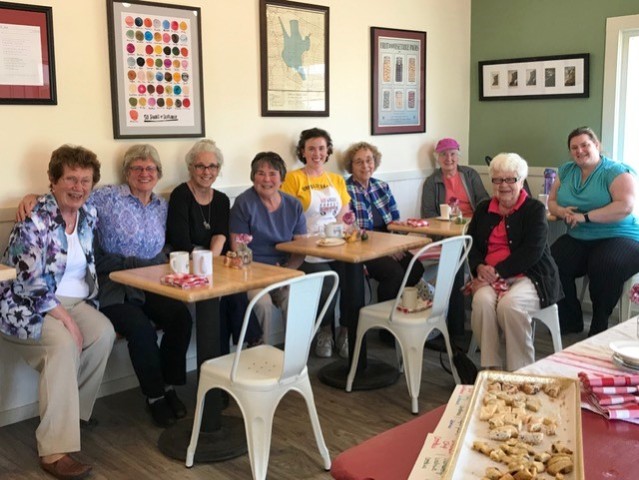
[159,416,247,462]
[318,359,400,390]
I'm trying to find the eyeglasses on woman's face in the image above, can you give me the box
[491,177,519,185]
[193,163,220,173]
[129,165,158,174]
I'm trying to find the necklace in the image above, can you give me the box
[188,181,213,230]
[199,201,211,230]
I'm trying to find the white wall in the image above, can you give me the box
[0,0,471,208]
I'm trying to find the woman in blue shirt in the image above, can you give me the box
[549,127,639,336]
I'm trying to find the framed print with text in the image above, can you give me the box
[260,0,329,117]
[371,27,426,135]
[479,53,589,101]
[0,2,56,104]
[106,0,204,138]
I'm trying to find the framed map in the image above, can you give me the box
[259,0,329,116]
[106,0,205,138]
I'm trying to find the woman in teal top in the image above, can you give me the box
[549,127,639,336]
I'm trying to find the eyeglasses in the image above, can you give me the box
[491,177,519,185]
[193,163,220,172]
[61,176,92,188]
[353,158,375,167]
[129,165,158,174]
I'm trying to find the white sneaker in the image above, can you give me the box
[336,331,349,359]
[315,330,333,358]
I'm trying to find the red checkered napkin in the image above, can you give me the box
[579,372,639,420]
[161,273,210,289]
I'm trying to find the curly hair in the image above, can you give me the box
[295,127,333,163]
[48,144,101,185]
[343,142,382,173]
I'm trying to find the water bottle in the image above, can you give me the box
[543,168,557,194]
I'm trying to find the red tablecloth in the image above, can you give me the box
[330,405,639,480]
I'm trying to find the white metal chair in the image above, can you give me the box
[467,303,563,358]
[346,235,473,414]
[186,272,339,480]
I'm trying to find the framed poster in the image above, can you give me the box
[106,0,205,138]
[260,0,329,117]
[371,27,426,135]
[0,2,56,104]
[479,53,589,101]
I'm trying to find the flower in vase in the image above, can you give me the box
[342,211,356,226]
[448,197,459,208]
[235,233,253,246]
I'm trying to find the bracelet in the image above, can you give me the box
[584,213,591,223]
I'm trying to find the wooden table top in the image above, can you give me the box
[275,231,431,264]
[387,218,468,237]
[109,256,303,303]
[0,264,16,282]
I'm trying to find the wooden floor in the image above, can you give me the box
[0,323,589,480]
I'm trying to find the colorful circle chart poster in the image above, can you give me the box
[107,1,204,138]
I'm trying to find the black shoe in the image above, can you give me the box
[146,397,176,428]
[164,389,187,419]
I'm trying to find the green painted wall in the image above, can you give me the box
[469,0,639,168]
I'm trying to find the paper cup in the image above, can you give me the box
[169,251,190,274]
[401,286,418,310]
[192,250,213,276]
[439,204,451,220]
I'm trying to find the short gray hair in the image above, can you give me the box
[185,139,224,169]
[122,144,162,178]
[489,152,528,180]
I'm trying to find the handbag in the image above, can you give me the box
[439,342,478,385]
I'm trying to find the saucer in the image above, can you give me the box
[610,340,639,367]
[612,353,639,372]
[436,216,451,222]
[316,238,346,247]
[396,298,433,313]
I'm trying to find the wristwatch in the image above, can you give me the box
[584,213,591,223]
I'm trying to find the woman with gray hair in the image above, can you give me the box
[344,141,423,305]
[467,153,562,371]
[167,139,229,253]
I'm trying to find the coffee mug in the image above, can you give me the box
[401,286,418,310]
[439,204,451,220]
[325,222,344,238]
[169,251,190,274]
[192,250,213,276]
[538,193,549,210]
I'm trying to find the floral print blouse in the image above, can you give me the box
[0,194,99,340]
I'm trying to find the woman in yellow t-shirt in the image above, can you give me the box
[281,127,351,359]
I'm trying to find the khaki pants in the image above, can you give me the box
[471,277,540,371]
[3,297,115,456]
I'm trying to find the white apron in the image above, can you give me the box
[305,172,342,263]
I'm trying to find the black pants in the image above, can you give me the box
[101,292,192,398]
[219,293,263,355]
[551,234,639,336]
[364,253,424,302]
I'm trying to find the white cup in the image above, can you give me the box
[538,193,549,210]
[325,222,344,238]
[192,250,213,276]
[401,286,418,310]
[439,204,451,220]
[169,251,190,274]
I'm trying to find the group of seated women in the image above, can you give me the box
[1,125,638,479]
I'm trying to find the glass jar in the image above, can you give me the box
[238,244,253,266]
